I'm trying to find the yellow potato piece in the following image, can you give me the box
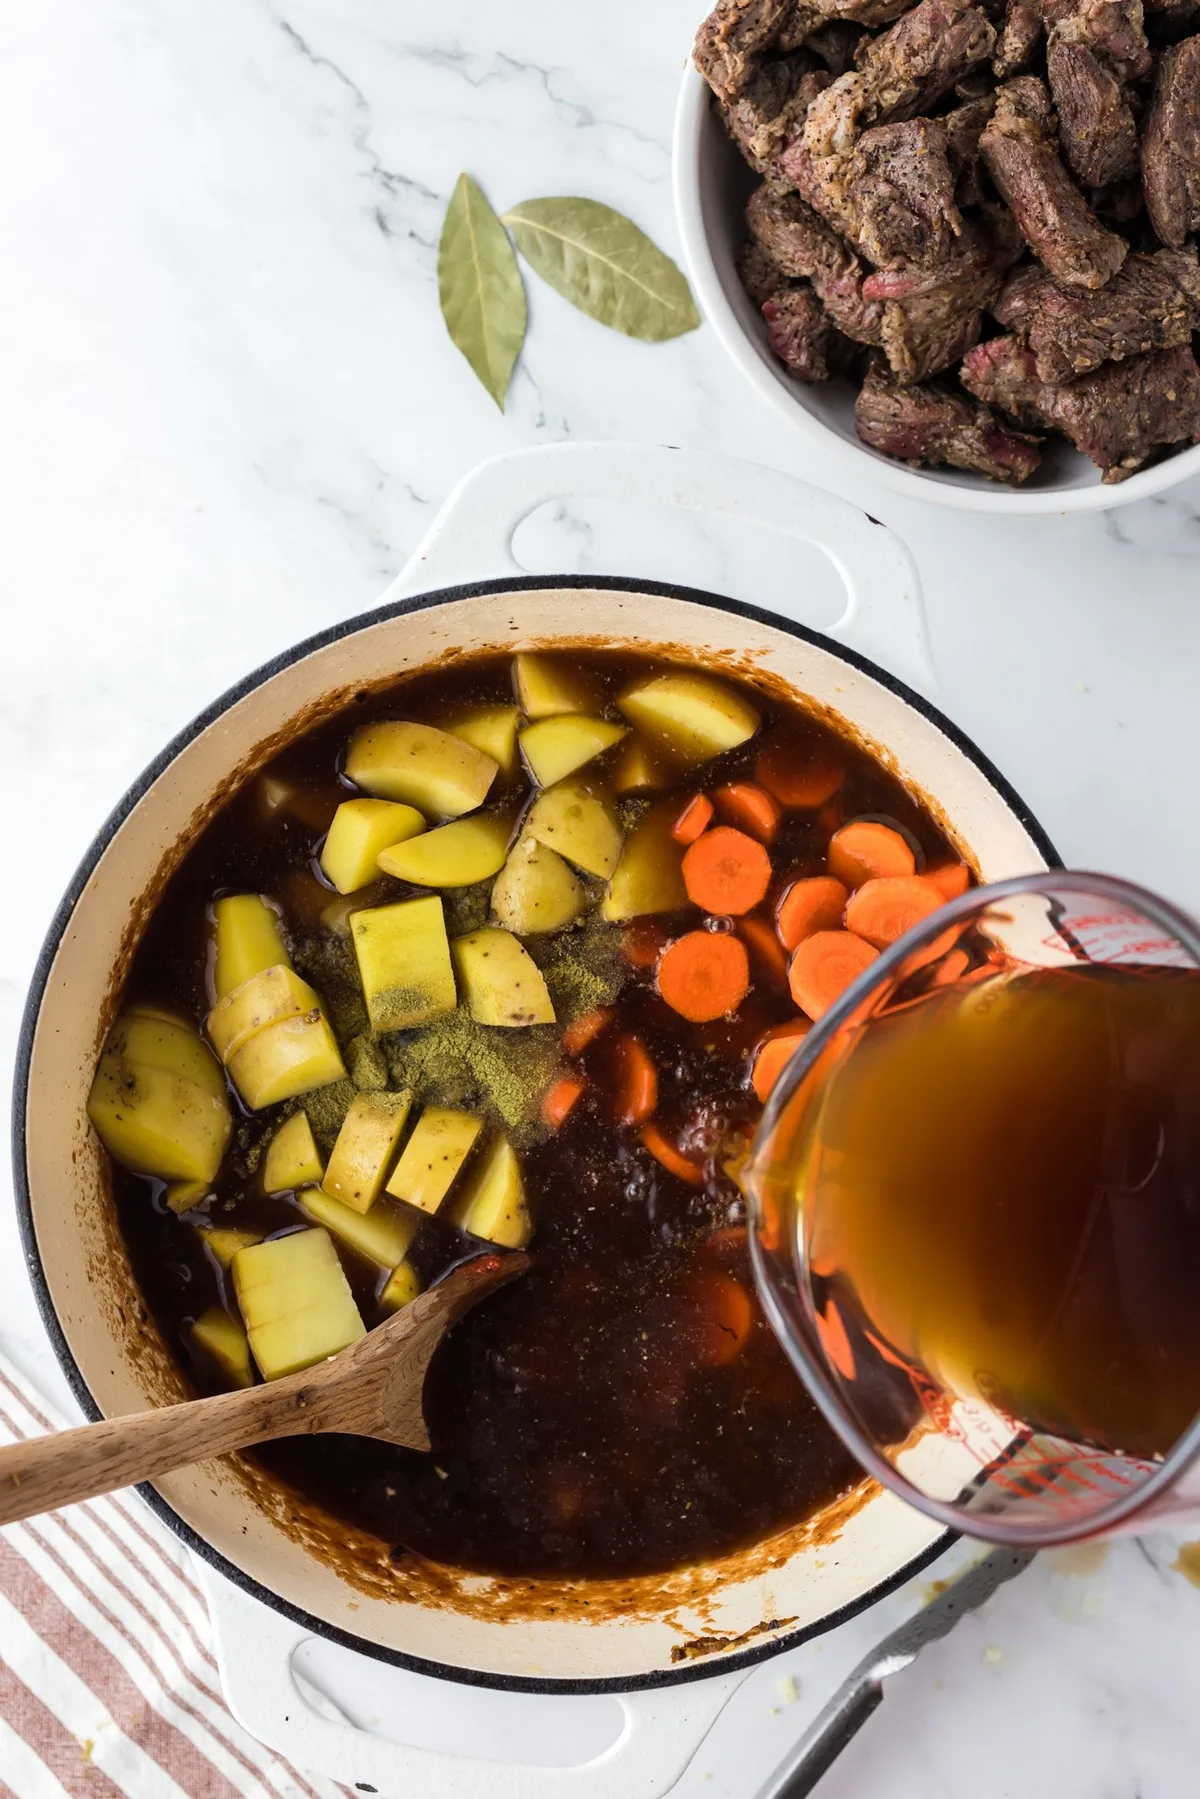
[617,672,760,767]
[233,1229,365,1382]
[380,1261,423,1311]
[114,1011,227,1102]
[600,800,689,921]
[190,1307,254,1389]
[164,1180,212,1215]
[386,1106,482,1214]
[612,733,670,794]
[490,836,583,935]
[350,895,457,1033]
[513,652,599,719]
[298,1186,418,1267]
[87,1051,231,1184]
[377,814,511,888]
[451,929,556,1028]
[321,1090,413,1214]
[448,1137,531,1249]
[320,799,426,895]
[197,1225,262,1268]
[262,1111,324,1193]
[345,721,497,819]
[524,778,623,879]
[445,705,521,779]
[225,1010,347,1110]
[208,966,324,1065]
[519,715,628,788]
[212,896,289,1001]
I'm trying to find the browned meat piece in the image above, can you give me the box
[779,0,908,43]
[695,0,794,101]
[721,53,829,169]
[779,0,824,45]
[1043,0,1151,75]
[980,77,1128,287]
[994,0,1044,75]
[961,336,1200,477]
[1022,246,1200,379]
[805,19,867,69]
[1141,36,1200,247]
[745,185,886,342]
[738,239,791,304]
[855,357,1044,479]
[945,94,997,202]
[992,259,1055,326]
[762,285,848,375]
[1046,42,1139,186]
[842,118,963,269]
[864,212,1024,378]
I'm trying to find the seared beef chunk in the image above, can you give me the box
[993,259,1055,326]
[738,239,791,304]
[1020,244,1199,378]
[980,77,1129,285]
[695,0,794,100]
[994,0,1045,75]
[841,118,963,268]
[962,335,1200,475]
[746,185,887,340]
[1047,42,1140,184]
[762,284,854,374]
[865,211,1024,377]
[855,356,1044,477]
[721,52,830,168]
[1043,0,1151,76]
[1141,35,1200,245]
[945,93,998,202]
[802,0,996,153]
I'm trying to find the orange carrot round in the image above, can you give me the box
[925,859,971,901]
[623,919,669,968]
[671,793,714,845]
[752,1021,810,1102]
[776,875,849,951]
[682,1269,754,1367]
[713,782,781,843]
[738,913,790,989]
[844,875,943,949]
[639,1123,705,1187]
[681,826,772,917]
[561,1005,614,1057]
[827,820,916,889]
[542,1075,586,1130]
[756,739,845,809]
[613,1034,658,1126]
[658,930,750,1022]
[788,929,878,1019]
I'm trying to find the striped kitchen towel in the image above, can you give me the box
[0,1351,347,1799]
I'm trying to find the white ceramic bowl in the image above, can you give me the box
[673,65,1200,514]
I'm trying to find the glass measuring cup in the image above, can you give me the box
[746,872,1200,1547]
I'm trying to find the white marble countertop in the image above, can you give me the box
[4,1,1200,1794]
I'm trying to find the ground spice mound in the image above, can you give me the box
[382,1009,560,1142]
[292,931,368,1040]
[533,914,627,1023]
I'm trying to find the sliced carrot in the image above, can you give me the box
[542,1076,586,1130]
[683,1269,754,1366]
[623,919,669,969]
[562,1005,614,1057]
[681,826,772,917]
[752,1021,810,1102]
[672,793,714,845]
[613,1033,658,1127]
[931,946,971,987]
[640,1123,705,1187]
[713,782,781,843]
[788,929,878,1019]
[827,820,916,889]
[738,913,790,989]
[925,860,971,901]
[776,875,849,951]
[756,739,845,809]
[658,930,750,1022]
[844,875,943,949]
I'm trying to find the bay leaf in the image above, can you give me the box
[438,174,526,410]
[502,198,701,343]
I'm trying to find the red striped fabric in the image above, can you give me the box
[0,1357,349,1799]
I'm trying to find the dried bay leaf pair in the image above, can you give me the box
[437,174,700,411]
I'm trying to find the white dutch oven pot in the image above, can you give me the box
[14,443,1056,1798]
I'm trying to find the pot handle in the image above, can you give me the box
[388,441,936,695]
[203,1569,747,1799]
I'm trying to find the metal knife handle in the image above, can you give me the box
[756,1677,885,1799]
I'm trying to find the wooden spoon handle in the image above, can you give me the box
[0,1373,328,1526]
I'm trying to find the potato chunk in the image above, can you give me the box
[233,1229,364,1382]
[519,715,627,788]
[445,705,520,779]
[225,1010,347,1110]
[345,721,497,819]
[612,733,669,794]
[601,800,688,921]
[377,814,511,888]
[115,1009,227,1101]
[87,1027,232,1185]
[320,799,425,895]
[190,1307,254,1389]
[386,1106,482,1214]
[164,1180,211,1215]
[263,1111,324,1193]
[451,930,556,1027]
[298,1186,418,1266]
[618,672,760,766]
[350,896,457,1033]
[321,1090,413,1214]
[212,896,289,1001]
[197,1225,262,1269]
[380,1261,423,1311]
[513,652,599,719]
[524,778,623,879]
[490,835,584,935]
[208,966,324,1064]
[449,1137,531,1248]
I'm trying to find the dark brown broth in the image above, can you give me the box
[113,650,958,1578]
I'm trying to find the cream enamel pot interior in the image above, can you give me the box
[15,444,1057,1791]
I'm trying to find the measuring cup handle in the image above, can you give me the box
[387,442,936,695]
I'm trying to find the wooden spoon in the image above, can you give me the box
[0,1251,527,1528]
